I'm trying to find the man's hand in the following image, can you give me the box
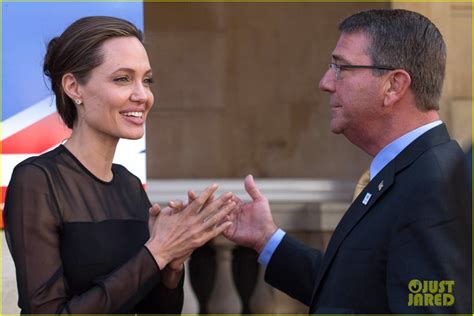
[223,175,278,253]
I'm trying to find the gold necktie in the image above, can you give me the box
[352,169,371,201]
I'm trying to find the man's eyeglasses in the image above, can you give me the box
[329,63,396,81]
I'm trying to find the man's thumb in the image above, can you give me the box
[244,174,264,201]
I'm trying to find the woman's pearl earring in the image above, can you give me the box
[74,99,82,105]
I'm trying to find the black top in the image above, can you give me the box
[4,145,183,314]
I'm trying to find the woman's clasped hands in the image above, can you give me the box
[145,184,235,287]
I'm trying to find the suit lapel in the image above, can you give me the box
[309,124,452,309]
[310,163,395,298]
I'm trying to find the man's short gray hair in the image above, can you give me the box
[339,9,446,111]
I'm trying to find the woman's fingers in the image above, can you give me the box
[148,204,161,236]
[203,219,233,242]
[149,203,161,217]
[187,190,197,204]
[168,200,183,209]
[186,184,219,214]
[197,192,233,221]
[146,184,237,268]
[201,200,235,230]
[161,206,175,216]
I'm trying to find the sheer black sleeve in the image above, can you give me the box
[4,163,165,314]
[136,272,184,314]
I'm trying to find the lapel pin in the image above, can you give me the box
[362,192,372,205]
[378,180,384,191]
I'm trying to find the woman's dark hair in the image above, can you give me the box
[43,16,144,128]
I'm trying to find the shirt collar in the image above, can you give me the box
[370,120,442,180]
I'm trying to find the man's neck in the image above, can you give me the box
[361,110,440,157]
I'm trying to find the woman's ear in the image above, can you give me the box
[62,73,83,105]
[383,69,412,107]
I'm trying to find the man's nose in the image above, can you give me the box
[319,68,335,92]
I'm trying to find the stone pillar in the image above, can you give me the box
[206,236,242,313]
[250,266,275,313]
[182,260,199,314]
[232,246,259,313]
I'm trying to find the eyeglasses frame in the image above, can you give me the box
[328,63,397,80]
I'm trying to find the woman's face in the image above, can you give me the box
[76,36,154,141]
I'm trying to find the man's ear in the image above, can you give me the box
[383,69,411,107]
[62,73,82,104]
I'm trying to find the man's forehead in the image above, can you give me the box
[331,31,371,63]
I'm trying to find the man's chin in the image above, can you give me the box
[330,122,344,134]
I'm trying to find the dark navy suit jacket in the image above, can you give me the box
[265,124,472,314]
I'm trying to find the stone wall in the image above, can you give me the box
[144,3,389,180]
[144,2,471,181]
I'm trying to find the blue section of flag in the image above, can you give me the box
[2,2,144,120]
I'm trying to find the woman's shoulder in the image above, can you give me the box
[11,146,66,181]
[112,163,143,186]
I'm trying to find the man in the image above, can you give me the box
[223,9,471,313]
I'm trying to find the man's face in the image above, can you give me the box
[319,31,386,142]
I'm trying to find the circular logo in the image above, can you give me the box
[408,279,422,293]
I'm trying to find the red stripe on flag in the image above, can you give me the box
[2,113,71,154]
[1,186,6,204]
[1,186,6,228]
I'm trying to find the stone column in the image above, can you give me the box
[206,236,242,313]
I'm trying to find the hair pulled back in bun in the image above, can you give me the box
[43,16,143,128]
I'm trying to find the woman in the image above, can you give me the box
[4,16,234,314]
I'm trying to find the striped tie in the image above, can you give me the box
[352,169,371,201]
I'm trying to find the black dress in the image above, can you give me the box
[4,145,183,314]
